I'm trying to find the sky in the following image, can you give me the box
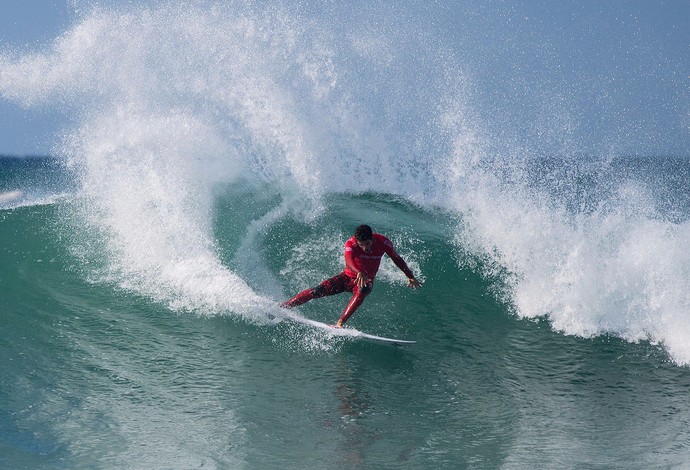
[0,0,688,157]
[0,1,75,155]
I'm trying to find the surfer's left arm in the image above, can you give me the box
[383,238,422,289]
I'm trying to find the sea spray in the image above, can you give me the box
[447,151,690,362]
[2,2,451,318]
[65,106,269,315]
[1,1,689,364]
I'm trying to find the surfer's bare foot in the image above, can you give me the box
[334,321,343,328]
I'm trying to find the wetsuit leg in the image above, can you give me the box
[337,282,373,325]
[280,273,349,308]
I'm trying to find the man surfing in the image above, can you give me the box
[280,224,422,327]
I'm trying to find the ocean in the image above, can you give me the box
[1,1,689,469]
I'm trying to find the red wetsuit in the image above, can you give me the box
[281,234,415,325]
[343,233,414,281]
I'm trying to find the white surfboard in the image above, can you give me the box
[282,311,416,345]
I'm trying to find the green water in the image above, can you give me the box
[3,194,690,469]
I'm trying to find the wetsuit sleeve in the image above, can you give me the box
[344,248,360,275]
[344,239,363,276]
[382,237,415,279]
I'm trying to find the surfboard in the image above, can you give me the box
[282,311,416,345]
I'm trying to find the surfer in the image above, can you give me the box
[280,224,422,327]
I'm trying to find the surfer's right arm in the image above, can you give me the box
[344,248,369,288]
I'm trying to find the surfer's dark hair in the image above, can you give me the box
[355,224,373,241]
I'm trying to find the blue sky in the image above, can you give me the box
[0,1,74,155]
[1,0,688,156]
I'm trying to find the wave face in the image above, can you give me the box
[2,1,690,363]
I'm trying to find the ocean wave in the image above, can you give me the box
[1,2,689,363]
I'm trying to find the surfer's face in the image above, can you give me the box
[357,239,373,252]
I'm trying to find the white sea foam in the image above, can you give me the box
[441,114,690,362]
[1,2,689,363]
[0,190,22,205]
[0,189,74,210]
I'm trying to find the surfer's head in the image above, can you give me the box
[355,224,373,241]
[355,225,373,252]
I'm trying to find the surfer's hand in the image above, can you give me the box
[355,272,368,288]
[408,277,422,289]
